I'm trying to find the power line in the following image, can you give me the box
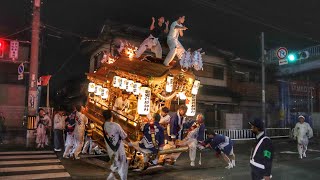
[192,0,320,43]
[3,26,32,38]
[43,24,89,39]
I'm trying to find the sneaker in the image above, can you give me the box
[190,161,195,167]
[232,160,236,167]
[225,163,233,169]
[299,155,303,159]
[54,148,62,152]
[303,153,307,158]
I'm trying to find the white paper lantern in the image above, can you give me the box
[133,82,141,95]
[192,80,200,95]
[95,85,102,96]
[179,92,186,100]
[88,82,95,93]
[138,87,151,115]
[126,80,134,92]
[166,75,174,93]
[101,88,109,99]
[119,78,127,90]
[186,95,196,116]
[113,76,120,87]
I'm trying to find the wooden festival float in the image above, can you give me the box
[84,42,203,170]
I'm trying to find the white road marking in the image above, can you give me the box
[0,151,54,155]
[0,154,57,160]
[0,165,65,173]
[0,159,60,165]
[0,172,70,180]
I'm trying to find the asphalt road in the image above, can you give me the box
[2,138,320,180]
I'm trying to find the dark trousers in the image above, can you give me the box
[54,129,64,150]
[0,131,3,143]
[251,170,264,180]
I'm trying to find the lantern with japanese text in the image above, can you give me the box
[101,88,109,99]
[119,78,127,90]
[88,82,95,93]
[166,75,174,93]
[186,95,196,116]
[191,80,200,95]
[95,85,102,96]
[113,76,121,87]
[138,87,151,115]
[126,80,134,92]
[133,82,141,95]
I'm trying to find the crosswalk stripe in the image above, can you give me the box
[0,172,71,180]
[0,151,54,155]
[0,165,65,173]
[0,154,57,160]
[0,159,61,165]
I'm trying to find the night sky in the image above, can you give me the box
[1,0,320,87]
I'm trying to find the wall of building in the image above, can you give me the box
[0,84,26,128]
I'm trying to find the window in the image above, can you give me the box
[213,66,224,80]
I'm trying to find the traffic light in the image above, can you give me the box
[0,40,4,58]
[287,51,310,63]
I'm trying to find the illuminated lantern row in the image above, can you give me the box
[138,87,151,115]
[186,95,196,116]
[101,88,109,99]
[113,76,120,87]
[166,75,174,93]
[133,82,141,95]
[95,85,102,96]
[126,80,134,92]
[88,83,95,93]
[192,80,200,95]
[112,76,142,95]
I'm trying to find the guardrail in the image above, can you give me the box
[212,128,291,140]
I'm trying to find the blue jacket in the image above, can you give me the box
[139,122,165,153]
[170,112,186,140]
[184,120,206,141]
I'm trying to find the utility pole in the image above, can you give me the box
[26,0,41,147]
[261,32,266,128]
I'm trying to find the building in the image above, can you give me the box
[0,40,29,128]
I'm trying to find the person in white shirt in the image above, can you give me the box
[163,15,188,66]
[102,110,131,180]
[159,107,171,143]
[113,91,130,116]
[71,105,88,160]
[53,109,66,152]
[293,115,313,159]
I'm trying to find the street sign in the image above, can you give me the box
[18,74,24,80]
[279,59,288,65]
[18,63,24,74]
[276,47,288,60]
[9,40,19,60]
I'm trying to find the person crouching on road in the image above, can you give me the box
[293,115,313,159]
[102,110,131,180]
[131,113,165,169]
[249,118,273,180]
[201,129,235,169]
[177,113,206,167]
[53,108,66,152]
[71,105,88,160]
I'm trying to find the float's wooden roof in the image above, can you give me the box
[99,56,193,78]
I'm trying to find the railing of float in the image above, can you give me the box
[211,128,291,140]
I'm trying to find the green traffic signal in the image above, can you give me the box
[287,53,298,62]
